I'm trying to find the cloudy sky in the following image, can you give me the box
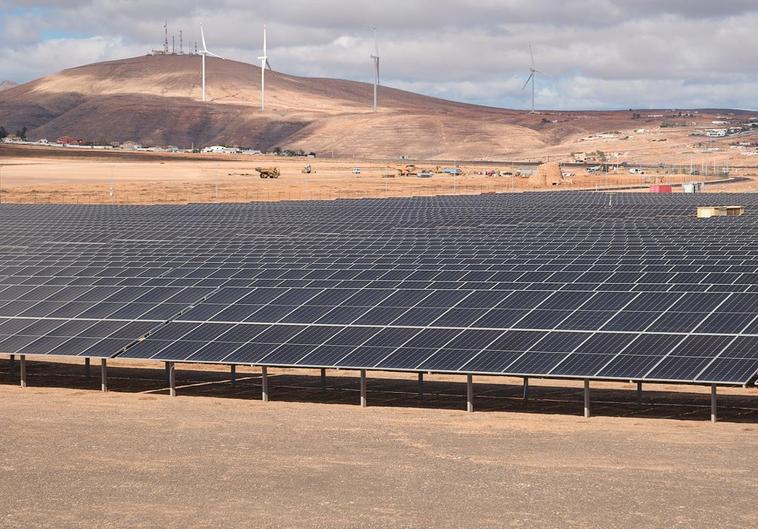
[1,0,757,110]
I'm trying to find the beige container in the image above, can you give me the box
[697,206,744,218]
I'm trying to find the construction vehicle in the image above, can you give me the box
[255,167,280,179]
[395,164,418,177]
[418,170,433,178]
[302,164,315,174]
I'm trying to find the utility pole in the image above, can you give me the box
[164,21,169,54]
[179,30,183,54]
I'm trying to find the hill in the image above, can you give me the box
[0,81,17,92]
[0,55,746,159]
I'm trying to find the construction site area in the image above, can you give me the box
[0,145,754,205]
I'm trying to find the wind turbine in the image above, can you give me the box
[199,25,223,102]
[258,25,272,111]
[522,44,541,114]
[370,28,380,112]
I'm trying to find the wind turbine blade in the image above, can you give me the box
[263,25,267,55]
[529,43,535,69]
[266,59,272,71]
[207,51,224,60]
[201,25,207,52]
[522,73,534,90]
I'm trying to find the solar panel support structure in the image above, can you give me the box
[100,359,108,392]
[169,363,176,397]
[19,355,26,388]
[523,377,529,402]
[85,358,91,379]
[583,380,590,419]
[165,362,171,384]
[360,370,367,408]
[466,374,474,413]
[9,354,15,376]
[418,372,424,400]
[261,366,269,402]
[711,385,718,423]
[230,365,236,386]
[320,368,326,390]
[636,382,643,404]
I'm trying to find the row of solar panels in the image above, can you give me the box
[2,316,756,384]
[2,285,758,334]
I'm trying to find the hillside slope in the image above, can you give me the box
[0,55,667,158]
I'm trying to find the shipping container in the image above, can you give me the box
[650,184,673,193]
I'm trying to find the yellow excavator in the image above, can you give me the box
[255,167,280,179]
[394,164,418,177]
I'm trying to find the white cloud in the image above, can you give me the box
[1,0,758,110]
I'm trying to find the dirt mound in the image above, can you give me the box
[529,162,563,187]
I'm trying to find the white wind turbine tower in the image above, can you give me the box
[258,25,272,111]
[522,44,541,114]
[199,25,223,102]
[370,28,380,112]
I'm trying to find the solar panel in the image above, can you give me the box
[1,194,758,386]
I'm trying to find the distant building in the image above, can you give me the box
[202,145,239,154]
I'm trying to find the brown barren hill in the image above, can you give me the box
[1,54,754,160]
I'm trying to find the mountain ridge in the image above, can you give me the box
[0,55,718,158]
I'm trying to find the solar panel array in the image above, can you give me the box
[2,193,758,386]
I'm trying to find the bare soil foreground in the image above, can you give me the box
[2,359,757,529]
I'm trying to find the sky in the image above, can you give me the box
[1,0,757,110]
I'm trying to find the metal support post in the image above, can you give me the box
[583,380,590,418]
[466,374,474,413]
[20,355,27,388]
[360,369,367,407]
[711,385,717,423]
[169,362,176,397]
[100,358,107,392]
[261,366,269,402]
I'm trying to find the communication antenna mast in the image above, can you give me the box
[163,21,169,54]
[179,30,183,54]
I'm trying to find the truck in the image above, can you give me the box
[255,167,280,179]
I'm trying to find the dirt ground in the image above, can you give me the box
[1,146,754,204]
[1,358,757,529]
